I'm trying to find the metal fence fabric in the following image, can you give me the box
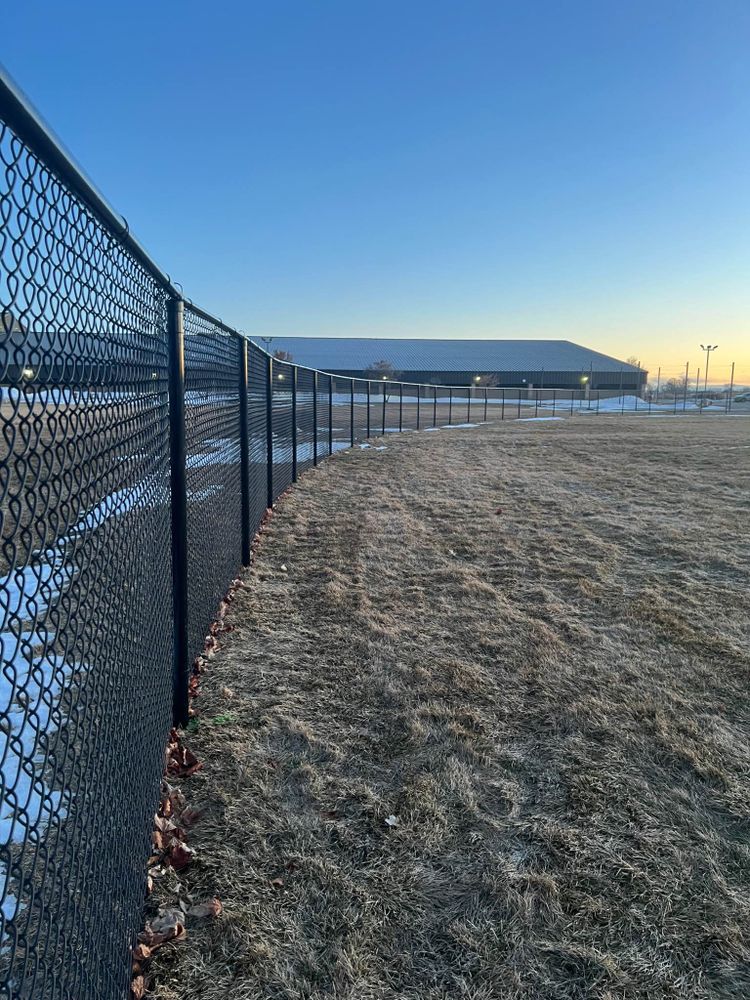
[352,379,369,443]
[330,376,351,452]
[270,359,294,498]
[295,368,316,476]
[0,112,173,998]
[316,373,332,461]
[183,310,242,663]
[246,343,269,525]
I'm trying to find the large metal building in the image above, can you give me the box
[252,337,647,391]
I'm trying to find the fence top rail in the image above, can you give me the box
[0,67,180,300]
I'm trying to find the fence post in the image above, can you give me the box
[552,389,556,415]
[535,390,539,418]
[350,379,355,446]
[433,386,437,427]
[382,381,387,435]
[448,388,453,425]
[313,371,318,465]
[518,391,522,419]
[238,337,251,567]
[569,390,574,416]
[484,387,488,422]
[291,366,298,482]
[167,297,190,727]
[399,383,403,431]
[366,381,371,437]
[328,376,333,455]
[501,388,505,421]
[416,385,420,430]
[265,354,274,507]
[596,391,600,414]
[467,388,471,423]
[727,361,735,413]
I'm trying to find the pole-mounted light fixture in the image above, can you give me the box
[700,344,718,395]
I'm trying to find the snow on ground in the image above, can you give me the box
[579,395,727,414]
[516,417,565,422]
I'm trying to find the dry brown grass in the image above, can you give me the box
[151,416,750,1000]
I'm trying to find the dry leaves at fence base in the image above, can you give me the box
[187,898,223,919]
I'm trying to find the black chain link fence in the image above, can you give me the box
[0,68,744,1000]
[0,81,173,999]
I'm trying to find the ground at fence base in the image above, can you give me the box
[149,417,750,1000]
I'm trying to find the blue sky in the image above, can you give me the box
[4,1,749,377]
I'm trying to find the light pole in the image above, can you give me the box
[700,344,718,396]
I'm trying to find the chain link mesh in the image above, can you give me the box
[247,343,269,528]
[295,368,316,475]
[0,116,173,999]
[183,309,242,662]
[270,360,294,497]
[316,373,332,461]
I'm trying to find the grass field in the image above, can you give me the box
[151,416,750,1000]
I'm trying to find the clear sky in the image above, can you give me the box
[4,1,749,382]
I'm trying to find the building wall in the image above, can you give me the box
[325,368,647,391]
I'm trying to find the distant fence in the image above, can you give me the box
[0,72,745,1000]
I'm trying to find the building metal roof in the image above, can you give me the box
[250,337,643,374]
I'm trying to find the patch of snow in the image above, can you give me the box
[515,417,564,422]
[186,437,240,468]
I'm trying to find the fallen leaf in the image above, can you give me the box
[154,813,177,834]
[181,806,205,828]
[169,842,195,870]
[270,878,284,890]
[133,944,152,962]
[187,898,223,919]
[131,975,146,999]
[166,738,202,779]
[151,910,183,936]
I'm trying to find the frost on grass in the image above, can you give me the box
[151,416,750,1000]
